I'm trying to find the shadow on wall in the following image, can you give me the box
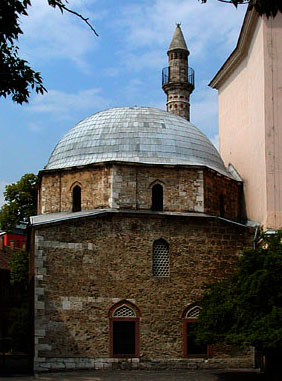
[216,371,264,380]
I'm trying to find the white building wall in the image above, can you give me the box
[263,13,282,228]
[218,17,267,226]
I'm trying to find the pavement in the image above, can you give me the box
[0,369,264,381]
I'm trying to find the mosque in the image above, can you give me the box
[31,8,282,371]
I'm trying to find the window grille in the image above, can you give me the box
[113,305,136,318]
[186,306,201,319]
[153,239,169,277]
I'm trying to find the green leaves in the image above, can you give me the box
[0,1,97,104]
[0,0,46,103]
[200,0,282,18]
[196,232,282,355]
[0,173,37,232]
[249,0,282,18]
[8,302,31,353]
[9,249,29,286]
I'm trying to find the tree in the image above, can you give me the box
[0,173,37,232]
[8,249,31,354]
[200,0,282,18]
[195,231,282,380]
[9,249,29,286]
[0,1,97,104]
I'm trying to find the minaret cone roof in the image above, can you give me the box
[168,24,189,52]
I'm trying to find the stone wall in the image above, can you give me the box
[38,164,243,220]
[33,212,253,371]
[38,173,61,214]
[111,165,204,212]
[38,166,112,214]
[38,164,215,215]
[204,169,242,221]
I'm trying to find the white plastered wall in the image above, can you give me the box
[218,17,267,226]
[263,13,282,229]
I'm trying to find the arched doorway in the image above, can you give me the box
[109,301,140,357]
[182,305,211,357]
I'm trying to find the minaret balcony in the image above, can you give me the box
[162,66,195,90]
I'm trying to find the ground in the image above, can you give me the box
[0,369,263,381]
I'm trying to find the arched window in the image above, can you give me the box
[113,305,136,318]
[182,305,210,358]
[185,306,201,319]
[72,185,81,212]
[109,301,140,358]
[153,239,169,277]
[152,184,163,211]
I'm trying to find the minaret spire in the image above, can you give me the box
[162,24,195,121]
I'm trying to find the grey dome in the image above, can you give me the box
[45,106,227,175]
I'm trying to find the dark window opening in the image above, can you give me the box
[152,184,163,211]
[186,322,207,356]
[113,321,136,355]
[72,185,81,212]
[219,194,225,217]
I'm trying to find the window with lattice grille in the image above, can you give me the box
[153,239,169,277]
[113,305,136,317]
[185,306,201,319]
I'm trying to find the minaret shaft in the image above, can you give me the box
[162,25,194,121]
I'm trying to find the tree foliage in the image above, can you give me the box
[0,173,37,232]
[0,1,97,104]
[9,249,29,286]
[8,249,30,354]
[6,249,30,354]
[195,231,282,377]
[200,0,282,18]
[8,303,31,354]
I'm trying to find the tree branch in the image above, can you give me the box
[52,1,99,36]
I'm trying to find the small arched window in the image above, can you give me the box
[72,185,81,212]
[185,306,201,319]
[152,184,163,211]
[113,305,136,318]
[153,239,169,277]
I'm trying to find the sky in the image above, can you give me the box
[0,0,248,206]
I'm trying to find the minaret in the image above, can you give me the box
[162,24,194,121]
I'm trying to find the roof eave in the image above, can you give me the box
[30,208,253,229]
[209,8,259,89]
[39,160,237,181]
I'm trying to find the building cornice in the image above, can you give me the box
[209,8,259,89]
[38,160,240,182]
[30,208,253,229]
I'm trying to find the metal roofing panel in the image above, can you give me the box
[45,106,228,176]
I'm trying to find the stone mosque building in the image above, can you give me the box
[30,23,259,372]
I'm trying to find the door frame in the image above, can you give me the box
[109,317,140,358]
